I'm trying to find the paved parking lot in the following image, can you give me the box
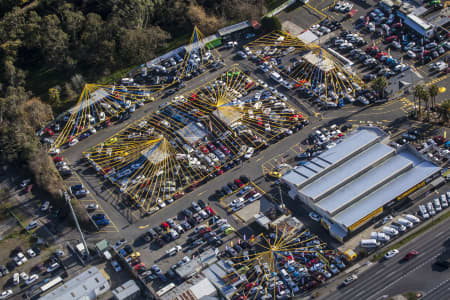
[37,1,450,297]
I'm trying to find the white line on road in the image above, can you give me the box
[435,231,445,237]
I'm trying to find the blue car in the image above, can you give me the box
[96,218,110,226]
[92,214,106,221]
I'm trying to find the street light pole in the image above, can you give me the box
[65,191,90,257]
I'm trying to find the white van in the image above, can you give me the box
[370,232,390,242]
[434,198,442,212]
[382,226,399,236]
[440,194,448,208]
[360,239,380,248]
[377,232,390,242]
[397,218,413,229]
[170,229,179,240]
[404,214,420,224]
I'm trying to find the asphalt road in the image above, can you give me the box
[331,217,450,300]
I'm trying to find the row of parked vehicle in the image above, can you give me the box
[356,7,448,64]
[419,192,450,219]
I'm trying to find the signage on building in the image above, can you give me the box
[396,180,425,200]
[348,207,383,231]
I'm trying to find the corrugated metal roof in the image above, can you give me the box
[318,129,380,164]
[334,160,440,227]
[317,154,412,214]
[282,128,385,187]
[302,143,394,201]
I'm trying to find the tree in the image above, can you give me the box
[414,84,424,117]
[40,14,69,65]
[186,3,224,35]
[371,76,388,99]
[261,16,281,32]
[437,99,450,124]
[421,89,430,120]
[428,84,439,110]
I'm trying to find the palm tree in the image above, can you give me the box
[437,99,450,124]
[428,84,439,110]
[414,85,424,117]
[422,90,430,120]
[371,76,388,99]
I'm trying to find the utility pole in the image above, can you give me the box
[65,191,90,257]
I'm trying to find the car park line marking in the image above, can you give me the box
[65,158,120,233]
[425,74,449,86]
[138,224,149,229]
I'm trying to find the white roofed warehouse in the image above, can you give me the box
[282,127,441,242]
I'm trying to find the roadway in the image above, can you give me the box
[329,217,450,300]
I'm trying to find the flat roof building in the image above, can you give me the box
[40,267,110,300]
[112,280,140,300]
[282,127,441,242]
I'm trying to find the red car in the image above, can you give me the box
[173,191,185,200]
[375,51,388,59]
[434,135,446,145]
[206,206,216,216]
[245,282,257,290]
[43,128,54,136]
[52,156,63,162]
[234,179,244,187]
[404,250,418,260]
[385,35,398,43]
[200,145,209,154]
[133,263,145,271]
[220,145,230,155]
[161,222,169,229]
[365,46,379,53]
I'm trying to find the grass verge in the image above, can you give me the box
[371,210,450,262]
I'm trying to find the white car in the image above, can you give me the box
[25,274,38,285]
[166,245,182,256]
[85,204,99,210]
[68,138,79,147]
[244,147,254,159]
[12,273,19,285]
[381,215,393,224]
[26,221,38,231]
[56,250,65,257]
[0,290,12,299]
[20,272,29,281]
[191,202,201,212]
[384,249,399,259]
[309,212,321,222]
[230,198,244,207]
[46,262,60,273]
[41,201,50,212]
[111,260,122,272]
[26,249,36,258]
[407,50,416,58]
[248,193,262,203]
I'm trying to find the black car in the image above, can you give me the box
[239,175,249,184]
[124,245,133,255]
[228,183,238,191]
[0,265,8,276]
[162,234,172,243]
[233,244,243,253]
[198,200,206,209]
[183,208,193,218]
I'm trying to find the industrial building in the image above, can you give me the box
[112,280,141,300]
[40,267,110,300]
[282,127,441,242]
